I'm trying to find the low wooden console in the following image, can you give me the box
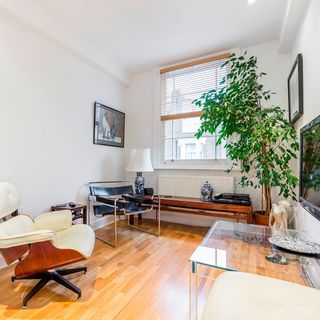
[159,196,253,224]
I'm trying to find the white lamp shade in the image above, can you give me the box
[126,148,153,172]
[0,182,20,218]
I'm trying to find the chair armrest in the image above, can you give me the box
[88,195,96,202]
[151,194,160,206]
[95,196,118,207]
[0,230,55,249]
[34,210,72,232]
[122,195,154,205]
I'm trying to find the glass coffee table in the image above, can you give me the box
[189,220,319,319]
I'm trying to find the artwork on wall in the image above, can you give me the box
[300,115,320,221]
[288,53,303,123]
[93,102,125,148]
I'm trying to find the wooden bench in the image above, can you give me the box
[158,196,253,224]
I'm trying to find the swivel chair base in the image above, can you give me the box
[11,266,87,308]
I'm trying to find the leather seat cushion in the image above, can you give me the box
[202,272,320,320]
[33,210,72,232]
[54,224,95,258]
[0,215,33,237]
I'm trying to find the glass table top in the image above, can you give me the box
[190,221,319,283]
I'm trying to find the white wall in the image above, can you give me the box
[125,40,291,226]
[291,0,320,242]
[0,12,126,222]
[241,41,290,111]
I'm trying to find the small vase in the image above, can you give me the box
[201,181,213,201]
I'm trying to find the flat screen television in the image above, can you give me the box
[300,115,320,220]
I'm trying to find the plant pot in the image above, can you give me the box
[253,211,269,226]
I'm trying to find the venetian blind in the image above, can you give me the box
[160,53,230,121]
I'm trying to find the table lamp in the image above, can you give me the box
[125,148,153,194]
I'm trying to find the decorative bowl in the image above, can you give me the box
[269,235,320,255]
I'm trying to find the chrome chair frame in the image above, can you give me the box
[88,181,160,247]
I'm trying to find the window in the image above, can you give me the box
[185,143,196,159]
[160,54,230,162]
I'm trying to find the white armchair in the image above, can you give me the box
[0,182,95,308]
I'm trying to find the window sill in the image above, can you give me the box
[153,160,240,171]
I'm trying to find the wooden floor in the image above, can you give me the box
[0,221,208,320]
[0,220,310,320]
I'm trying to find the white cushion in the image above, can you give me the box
[202,272,320,320]
[0,229,55,248]
[33,210,72,232]
[54,224,95,258]
[0,215,33,238]
[0,214,56,249]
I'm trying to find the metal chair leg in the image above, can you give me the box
[95,212,118,247]
[127,207,161,237]
[53,271,81,299]
[22,278,49,308]
[13,267,87,308]
[56,267,87,276]
[157,205,161,237]
[114,207,117,247]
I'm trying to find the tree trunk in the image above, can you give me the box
[261,142,272,215]
[263,184,272,215]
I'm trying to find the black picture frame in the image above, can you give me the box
[93,102,125,148]
[288,53,303,123]
[299,115,320,221]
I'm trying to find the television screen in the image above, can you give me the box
[300,115,320,219]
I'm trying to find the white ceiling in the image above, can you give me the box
[33,0,288,73]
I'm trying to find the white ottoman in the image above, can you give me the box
[202,272,320,320]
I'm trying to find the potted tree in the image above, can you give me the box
[194,53,299,225]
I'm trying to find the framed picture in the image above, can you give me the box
[93,102,125,148]
[288,53,303,123]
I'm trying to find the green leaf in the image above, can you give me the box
[193,52,299,211]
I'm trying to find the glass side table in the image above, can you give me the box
[189,220,318,319]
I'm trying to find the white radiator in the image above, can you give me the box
[158,175,234,198]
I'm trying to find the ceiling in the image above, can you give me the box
[33,0,288,73]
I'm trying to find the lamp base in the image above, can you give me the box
[135,172,144,195]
